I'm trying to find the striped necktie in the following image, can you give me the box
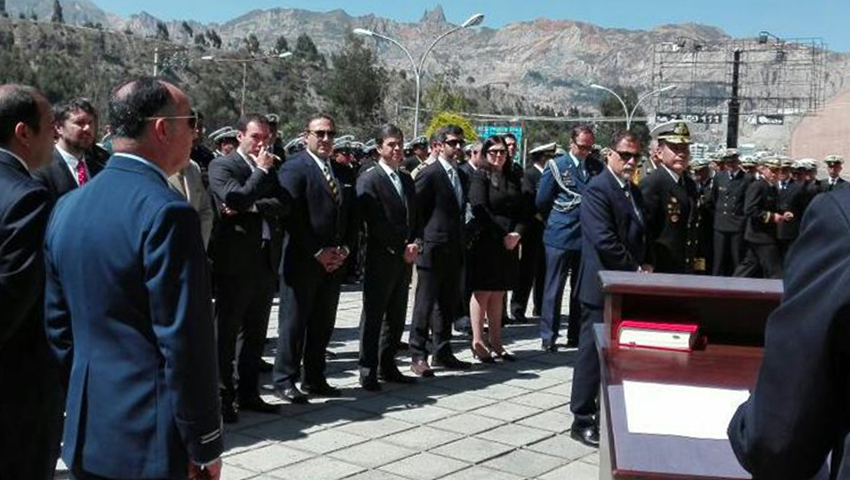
[323,161,339,202]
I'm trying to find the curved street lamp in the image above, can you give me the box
[590,83,677,130]
[202,52,293,115]
[354,13,484,137]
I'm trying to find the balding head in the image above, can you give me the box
[108,78,194,175]
[0,84,54,170]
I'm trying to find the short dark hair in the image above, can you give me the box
[502,132,517,143]
[54,98,98,126]
[0,84,44,146]
[434,124,464,143]
[608,130,641,150]
[108,77,174,140]
[304,113,335,131]
[570,125,594,143]
[375,123,404,146]
[236,113,271,133]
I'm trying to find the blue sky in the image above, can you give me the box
[96,0,849,52]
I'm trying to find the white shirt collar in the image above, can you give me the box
[437,156,456,173]
[56,145,87,185]
[113,153,169,184]
[306,148,331,172]
[0,147,31,174]
[378,159,398,176]
[569,152,580,168]
[661,163,680,183]
[607,165,627,190]
[534,163,545,174]
[236,148,254,170]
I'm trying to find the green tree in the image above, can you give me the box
[274,35,289,54]
[51,0,63,23]
[181,21,193,38]
[155,21,169,41]
[294,33,322,63]
[244,33,260,55]
[325,34,386,138]
[424,111,478,143]
[207,30,221,49]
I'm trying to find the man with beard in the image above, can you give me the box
[35,98,103,200]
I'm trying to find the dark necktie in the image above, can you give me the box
[322,161,339,202]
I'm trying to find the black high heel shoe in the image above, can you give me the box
[493,349,516,362]
[471,344,495,364]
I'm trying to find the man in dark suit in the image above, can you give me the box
[34,98,104,201]
[208,113,283,422]
[741,158,788,279]
[821,155,849,192]
[273,114,354,403]
[0,84,62,480]
[711,149,750,276]
[690,158,713,274]
[408,125,472,377]
[640,121,699,274]
[536,126,602,351]
[727,188,850,479]
[775,158,807,263]
[44,78,222,479]
[571,131,647,448]
[356,124,419,391]
[511,142,554,322]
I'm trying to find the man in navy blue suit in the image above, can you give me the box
[536,126,603,351]
[44,78,223,480]
[273,114,355,404]
[0,84,62,480]
[571,131,648,448]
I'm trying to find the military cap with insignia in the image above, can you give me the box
[740,156,757,168]
[650,120,693,144]
[689,158,710,170]
[284,135,306,155]
[760,157,782,169]
[209,126,238,144]
[554,146,567,157]
[778,156,795,168]
[363,139,377,155]
[824,154,845,165]
[719,148,740,160]
[529,142,557,156]
[409,136,428,148]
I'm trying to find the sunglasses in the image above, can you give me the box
[488,149,507,156]
[309,129,336,139]
[444,139,465,148]
[615,151,641,162]
[144,114,197,129]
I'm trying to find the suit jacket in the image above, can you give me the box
[278,150,354,266]
[522,164,546,240]
[711,168,750,233]
[208,151,285,276]
[576,168,646,308]
[743,179,779,245]
[0,150,60,480]
[820,176,850,193]
[356,164,417,258]
[776,179,807,242]
[169,160,214,249]
[728,190,850,479]
[413,159,468,268]
[536,153,602,250]
[34,147,104,201]
[44,155,222,478]
[640,166,697,273]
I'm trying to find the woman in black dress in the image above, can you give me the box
[468,135,528,362]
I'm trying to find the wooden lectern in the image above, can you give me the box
[595,271,783,480]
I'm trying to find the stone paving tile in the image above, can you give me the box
[508,391,570,410]
[335,415,417,439]
[267,456,365,480]
[526,433,598,461]
[431,393,497,412]
[431,436,515,464]
[466,382,533,401]
[279,428,369,454]
[220,465,258,480]
[477,423,554,448]
[328,439,418,468]
[379,452,470,480]
[225,443,314,473]
[440,466,524,480]
[482,449,565,478]
[384,404,458,424]
[502,373,564,391]
[291,404,376,429]
[580,451,600,465]
[240,418,317,443]
[538,459,599,480]
[539,381,574,398]
[343,470,412,480]
[381,425,464,450]
[428,412,504,436]
[222,432,272,458]
[473,401,542,422]
[517,410,574,434]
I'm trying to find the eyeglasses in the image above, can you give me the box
[572,142,594,151]
[309,129,336,139]
[488,149,507,156]
[615,151,641,162]
[444,139,465,148]
[144,115,197,129]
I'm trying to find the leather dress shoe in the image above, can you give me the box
[359,375,381,392]
[258,359,274,373]
[380,368,416,384]
[541,340,558,353]
[409,359,435,378]
[238,396,279,414]
[302,382,341,397]
[570,424,600,448]
[273,386,309,404]
[221,402,239,424]
[432,355,472,370]
[397,341,410,351]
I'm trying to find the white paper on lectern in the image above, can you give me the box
[622,381,750,440]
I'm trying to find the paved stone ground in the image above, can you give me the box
[57,286,597,480]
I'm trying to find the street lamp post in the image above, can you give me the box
[590,84,677,130]
[202,52,293,115]
[354,13,484,137]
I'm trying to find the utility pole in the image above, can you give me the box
[726,49,742,148]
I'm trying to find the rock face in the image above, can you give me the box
[5,1,850,121]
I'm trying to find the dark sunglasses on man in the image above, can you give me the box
[309,129,336,140]
[444,139,465,148]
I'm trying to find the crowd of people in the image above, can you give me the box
[1,76,848,479]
